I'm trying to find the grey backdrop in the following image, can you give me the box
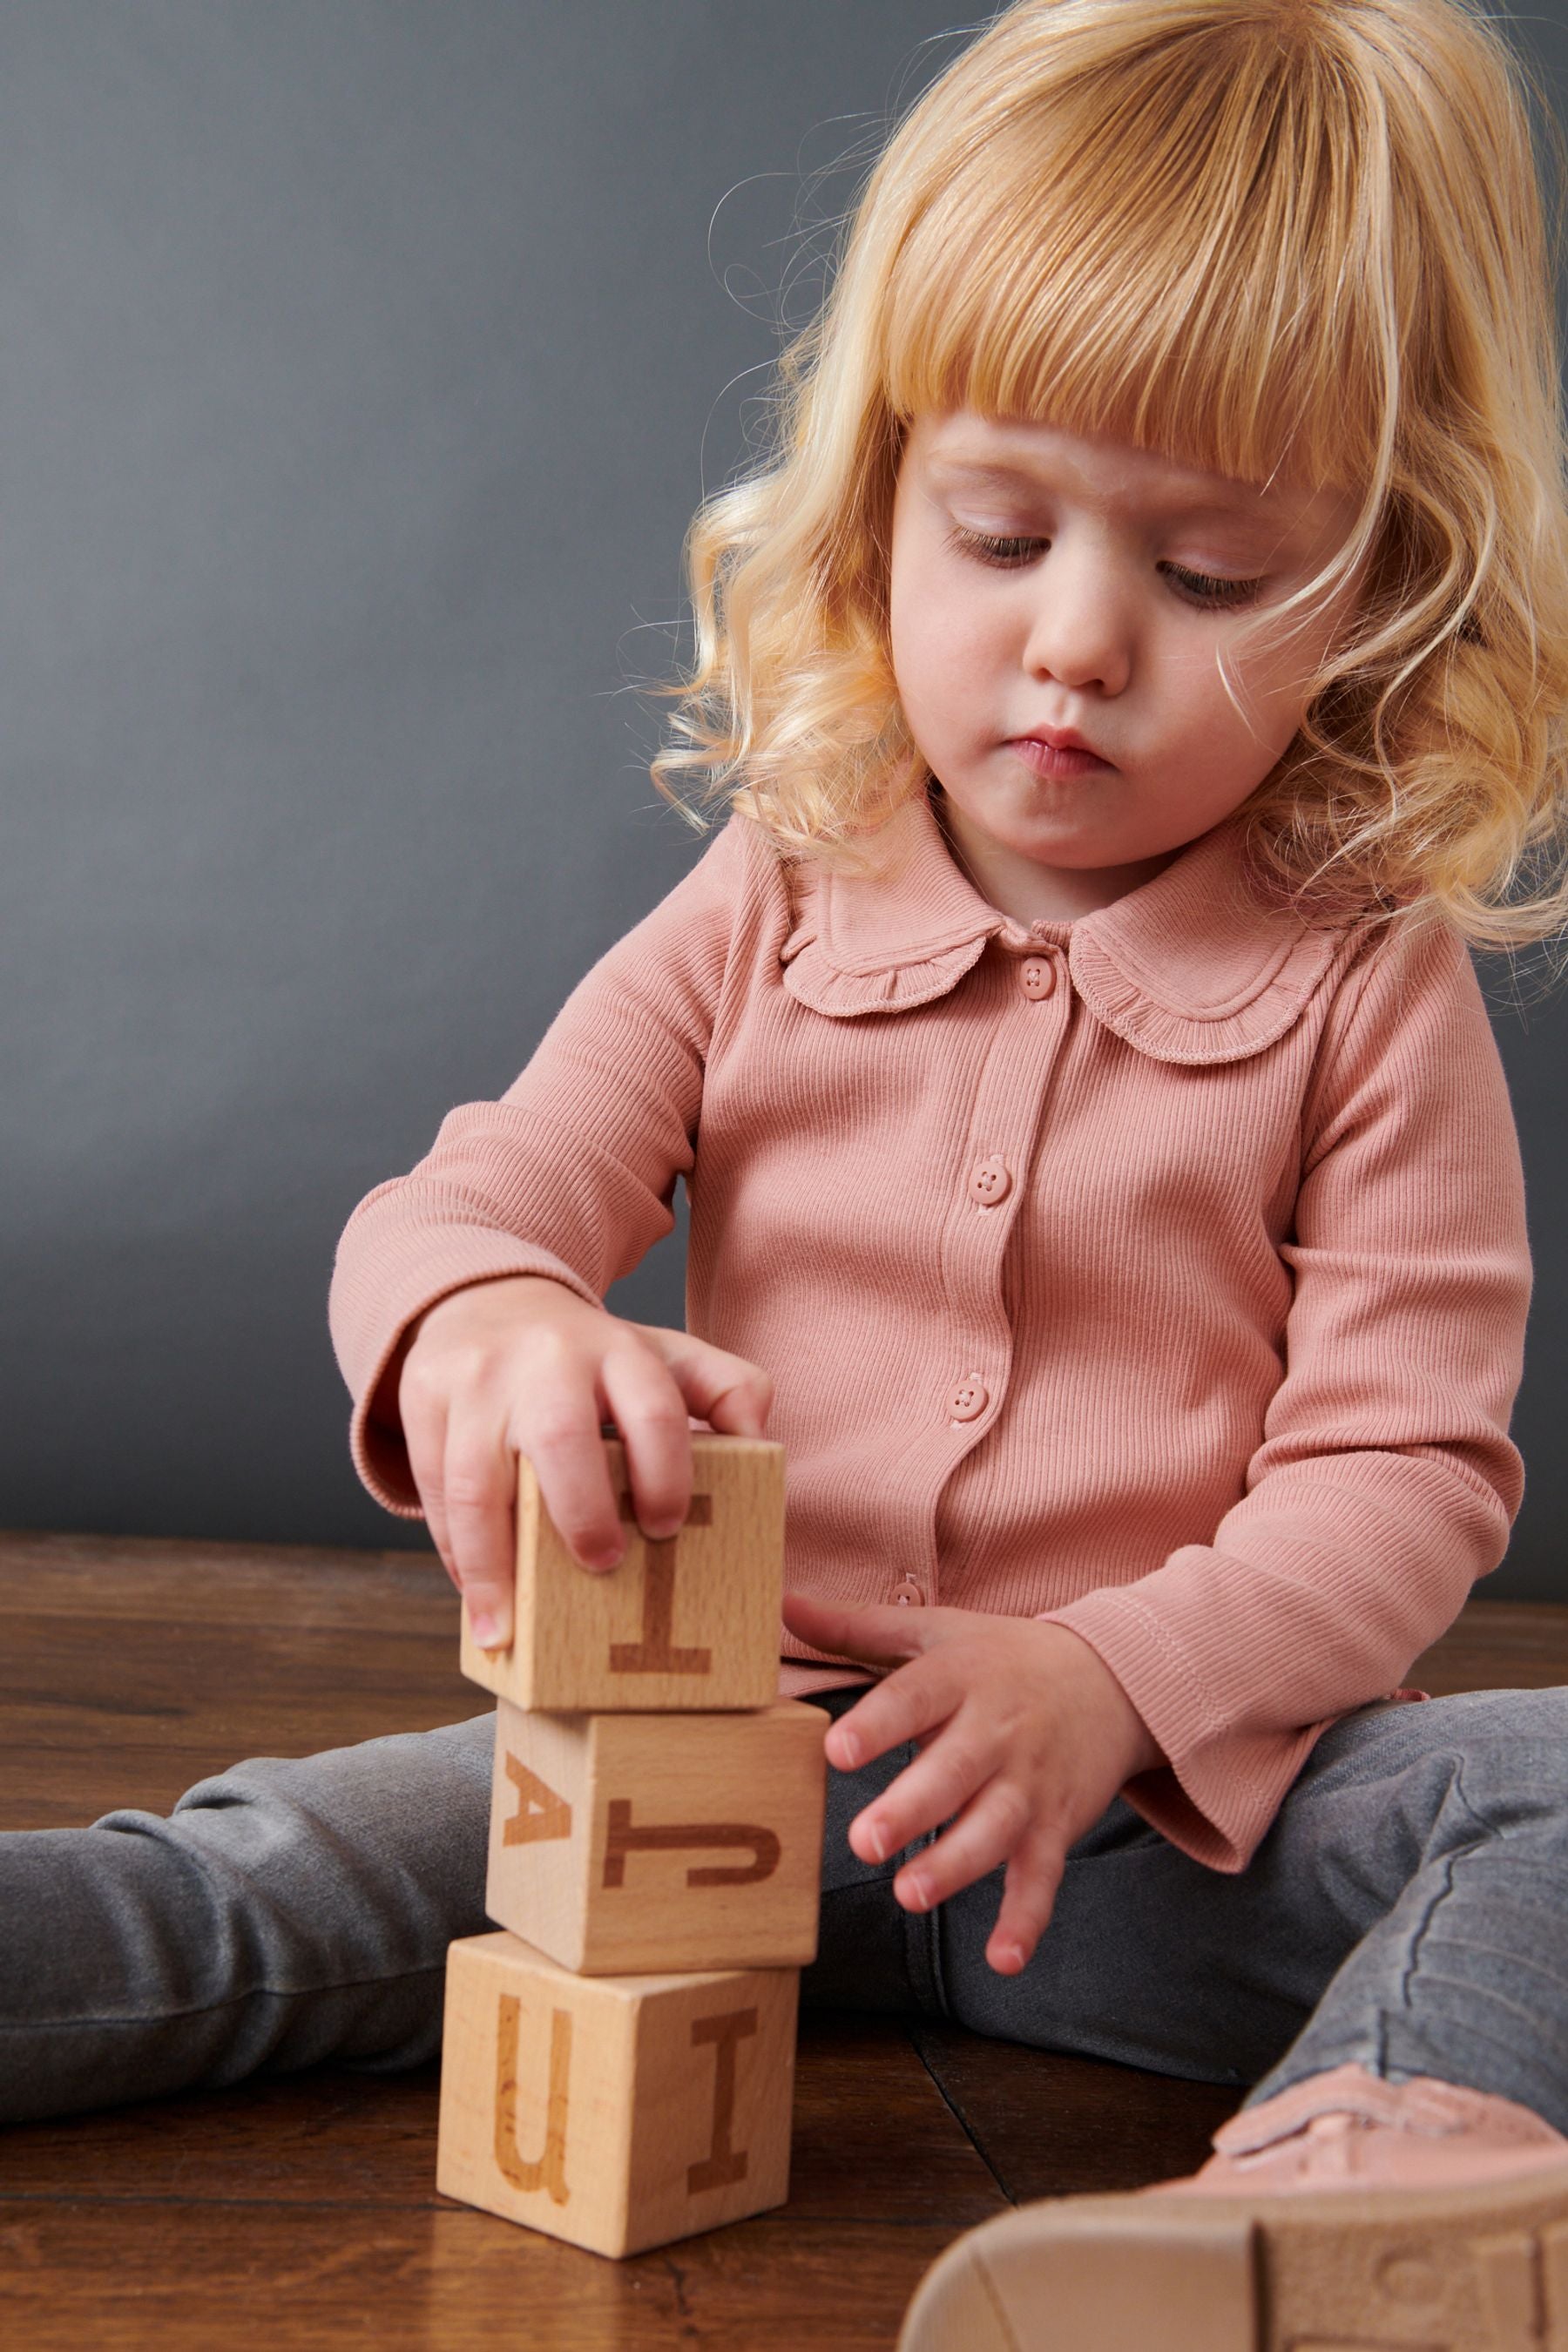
[5,2,1568,1600]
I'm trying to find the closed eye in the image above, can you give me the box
[946,527,1263,608]
[947,528,1045,568]
[1161,560,1264,609]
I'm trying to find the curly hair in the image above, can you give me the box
[647,0,1568,957]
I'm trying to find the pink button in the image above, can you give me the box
[892,1575,927,1606]
[948,1374,989,1423]
[1021,956,1056,999]
[968,1154,1012,1206]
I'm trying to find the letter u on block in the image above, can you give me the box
[494,1993,572,2207]
[600,1799,781,1889]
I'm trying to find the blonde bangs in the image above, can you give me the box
[881,28,1383,497]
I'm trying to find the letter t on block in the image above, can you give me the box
[608,1490,713,1673]
[459,1432,786,1711]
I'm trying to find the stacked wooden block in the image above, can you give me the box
[436,1432,827,2258]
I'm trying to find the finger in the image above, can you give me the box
[403,1391,457,1588]
[984,1827,1069,1976]
[598,1347,694,1542]
[633,1325,774,1438]
[844,1707,997,1861]
[819,1644,967,1774]
[781,1592,936,1683]
[514,1387,629,1573]
[889,1776,1036,1913]
[441,1418,524,1649]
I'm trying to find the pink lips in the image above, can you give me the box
[1007,728,1111,780]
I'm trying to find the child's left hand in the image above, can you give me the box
[782,1593,1164,1977]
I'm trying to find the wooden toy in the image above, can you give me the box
[437,1930,798,2257]
[437,1429,814,2258]
[459,1433,785,1713]
[484,1696,827,1973]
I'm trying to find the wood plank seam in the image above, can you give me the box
[909,2027,1017,2207]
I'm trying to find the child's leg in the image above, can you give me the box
[1233,1683,1568,2123]
[4,1688,901,2127]
[21,1682,1558,2137]
[0,1713,496,2124]
[898,1691,1568,2352]
[912,1685,1568,2131]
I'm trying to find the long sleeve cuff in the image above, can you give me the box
[1037,1588,1330,1870]
[1036,1445,1514,1871]
[332,1219,602,1516]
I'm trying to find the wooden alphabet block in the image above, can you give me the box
[436,1930,797,2258]
[484,1697,827,1973]
[460,1433,785,1712]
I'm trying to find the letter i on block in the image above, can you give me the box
[460,1432,786,1712]
[437,1931,798,2257]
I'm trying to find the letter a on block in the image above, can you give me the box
[686,2007,758,2194]
[502,1753,572,1848]
[494,1992,571,2207]
[609,1491,713,1675]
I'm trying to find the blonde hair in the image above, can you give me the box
[646,0,1568,956]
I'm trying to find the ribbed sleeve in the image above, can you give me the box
[1040,914,1530,1869]
[328,812,757,1511]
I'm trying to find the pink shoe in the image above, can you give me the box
[897,2064,1568,2350]
[1160,2060,1568,2196]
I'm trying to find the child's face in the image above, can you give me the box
[888,410,1367,923]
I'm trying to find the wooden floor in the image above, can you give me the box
[2,1531,1565,2350]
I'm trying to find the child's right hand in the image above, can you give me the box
[390,1274,774,1648]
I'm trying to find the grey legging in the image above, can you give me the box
[3,1685,1566,2132]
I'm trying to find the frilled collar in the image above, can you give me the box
[778,781,1361,1064]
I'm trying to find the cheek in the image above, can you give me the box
[1221,598,1350,741]
[1233,652,1321,750]
[1171,632,1307,763]
[889,600,942,713]
[891,570,987,715]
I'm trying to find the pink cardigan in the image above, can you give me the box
[329,782,1530,1873]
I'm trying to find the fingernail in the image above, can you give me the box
[864,1822,889,1863]
[644,1518,683,1542]
[470,1609,502,1650]
[902,1874,931,1911]
[829,1732,861,1770]
[586,1542,624,1571]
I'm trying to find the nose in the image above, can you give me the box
[1020,537,1132,696]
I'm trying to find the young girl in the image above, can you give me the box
[8,0,1568,2338]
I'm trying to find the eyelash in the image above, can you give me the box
[946,527,1264,609]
